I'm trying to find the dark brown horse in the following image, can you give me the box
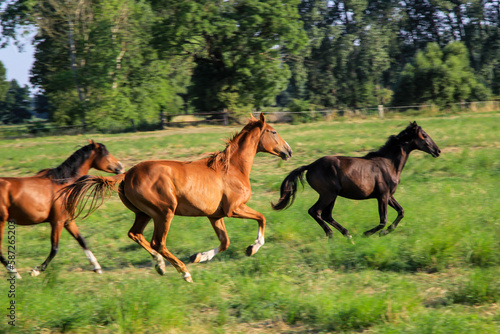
[0,140,124,278]
[272,122,440,241]
[61,113,292,282]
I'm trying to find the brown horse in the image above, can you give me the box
[61,113,292,282]
[0,140,124,278]
[272,122,440,241]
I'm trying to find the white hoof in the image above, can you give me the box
[183,272,193,283]
[93,268,103,274]
[155,263,166,276]
[30,269,40,277]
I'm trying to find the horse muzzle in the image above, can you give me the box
[279,147,293,161]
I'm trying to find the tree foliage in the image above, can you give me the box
[393,42,490,106]
[0,0,499,128]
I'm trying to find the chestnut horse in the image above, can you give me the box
[0,140,124,278]
[61,113,292,282]
[273,122,440,241]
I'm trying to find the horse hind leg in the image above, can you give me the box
[0,219,22,279]
[128,212,167,275]
[151,210,192,282]
[64,221,102,274]
[191,217,230,263]
[380,196,404,236]
[321,200,354,244]
[308,197,334,238]
[31,221,64,276]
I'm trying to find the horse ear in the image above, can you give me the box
[88,139,98,149]
[259,112,265,123]
[250,113,257,121]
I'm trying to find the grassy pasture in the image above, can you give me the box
[0,111,499,333]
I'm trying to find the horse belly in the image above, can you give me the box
[338,172,376,200]
[8,192,52,224]
[174,192,223,216]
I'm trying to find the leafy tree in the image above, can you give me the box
[0,62,9,100]
[393,41,490,106]
[152,0,307,114]
[0,79,32,124]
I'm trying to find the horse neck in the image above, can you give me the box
[228,128,261,176]
[386,143,413,179]
[56,152,94,184]
[74,158,94,178]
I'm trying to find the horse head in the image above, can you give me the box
[409,122,441,157]
[88,140,125,174]
[254,113,292,160]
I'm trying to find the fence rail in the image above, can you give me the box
[0,100,498,139]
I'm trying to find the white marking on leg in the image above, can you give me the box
[153,252,168,275]
[199,247,219,262]
[7,264,22,279]
[253,231,265,253]
[84,249,102,272]
[183,272,193,283]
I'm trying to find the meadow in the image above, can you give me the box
[0,111,499,333]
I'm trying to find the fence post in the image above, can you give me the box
[378,105,384,119]
[159,108,166,130]
[223,109,229,126]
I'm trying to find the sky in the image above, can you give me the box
[0,41,35,89]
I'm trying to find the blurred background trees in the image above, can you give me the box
[0,0,499,129]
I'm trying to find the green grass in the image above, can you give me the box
[0,111,499,333]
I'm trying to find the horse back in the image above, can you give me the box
[307,156,390,200]
[122,159,226,217]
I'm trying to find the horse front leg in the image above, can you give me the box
[190,217,230,263]
[32,221,63,276]
[379,196,404,236]
[363,196,388,237]
[64,221,102,274]
[127,212,167,275]
[0,220,22,279]
[151,210,193,282]
[230,204,266,257]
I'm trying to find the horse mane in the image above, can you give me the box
[364,122,419,158]
[38,143,107,184]
[207,119,262,172]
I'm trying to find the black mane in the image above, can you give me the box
[39,143,107,184]
[363,122,419,158]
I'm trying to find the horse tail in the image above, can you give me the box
[272,165,309,211]
[60,173,127,220]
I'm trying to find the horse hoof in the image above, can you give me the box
[9,271,22,279]
[190,253,202,263]
[93,268,103,274]
[154,263,166,276]
[30,269,40,277]
[183,272,193,283]
[347,236,355,245]
[246,245,255,257]
[379,230,389,237]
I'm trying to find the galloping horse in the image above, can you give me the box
[0,140,124,278]
[61,113,292,282]
[273,122,440,241]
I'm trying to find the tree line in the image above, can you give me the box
[0,0,498,129]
